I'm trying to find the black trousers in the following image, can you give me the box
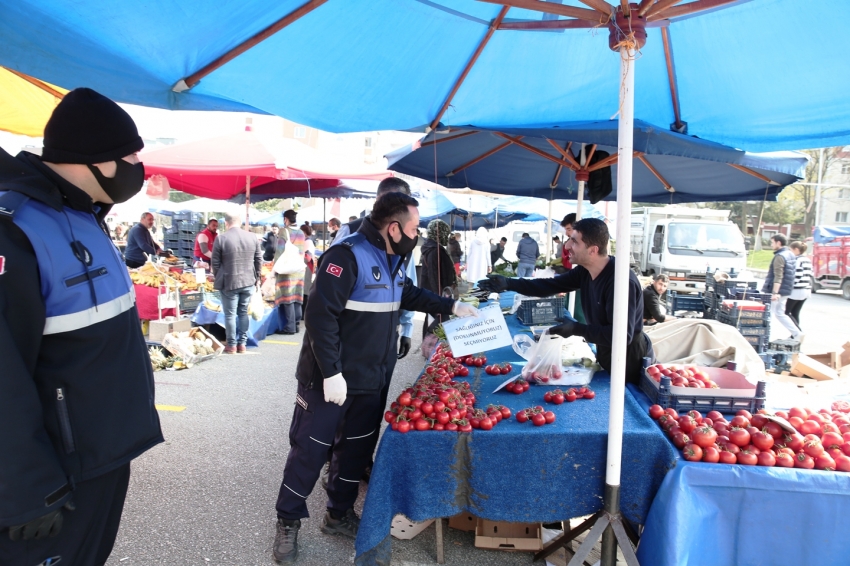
[0,464,130,566]
[785,298,806,329]
[276,384,382,520]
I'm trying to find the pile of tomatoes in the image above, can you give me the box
[522,364,563,384]
[516,406,557,426]
[646,363,720,389]
[459,354,488,367]
[504,378,530,395]
[649,404,850,471]
[543,387,595,404]
[484,362,512,375]
[386,343,511,433]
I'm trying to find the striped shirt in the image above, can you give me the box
[793,256,813,290]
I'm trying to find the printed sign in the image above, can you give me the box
[442,303,513,358]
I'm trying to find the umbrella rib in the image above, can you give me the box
[175,0,327,91]
[446,138,517,177]
[661,27,685,131]
[495,133,572,169]
[728,164,780,186]
[647,0,738,21]
[420,131,480,148]
[637,154,674,192]
[429,6,509,131]
[499,19,600,30]
[576,0,613,16]
[545,138,581,170]
[644,0,684,19]
[587,152,621,172]
[637,0,657,16]
[478,0,608,23]
[3,67,65,99]
[585,144,598,165]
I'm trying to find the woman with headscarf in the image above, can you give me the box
[465,226,491,282]
[420,219,458,338]
[274,209,307,334]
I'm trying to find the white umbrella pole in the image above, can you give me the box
[576,143,586,221]
[245,176,251,229]
[599,43,637,566]
[547,197,553,261]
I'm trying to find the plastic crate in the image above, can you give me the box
[180,291,204,313]
[732,289,772,303]
[640,362,766,413]
[516,296,566,325]
[769,338,801,353]
[736,325,769,337]
[758,351,776,371]
[762,350,794,372]
[718,302,770,323]
[666,291,705,313]
[172,212,203,223]
[743,334,770,352]
[716,313,770,328]
[706,272,758,299]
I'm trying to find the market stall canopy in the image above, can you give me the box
[109,192,261,222]
[2,1,848,151]
[140,131,391,200]
[228,178,381,204]
[387,122,808,204]
[0,66,66,136]
[416,188,526,229]
[494,196,605,223]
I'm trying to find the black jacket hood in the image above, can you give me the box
[0,148,65,211]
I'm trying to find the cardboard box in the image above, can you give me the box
[390,515,433,540]
[474,520,542,551]
[162,326,223,364]
[149,317,192,342]
[807,352,840,371]
[841,342,850,368]
[448,512,478,532]
[790,354,840,381]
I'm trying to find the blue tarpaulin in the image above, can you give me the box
[814,225,850,244]
[2,1,848,151]
[387,123,807,203]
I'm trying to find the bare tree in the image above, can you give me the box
[785,147,842,237]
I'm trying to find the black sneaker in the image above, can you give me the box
[321,508,360,539]
[273,518,300,564]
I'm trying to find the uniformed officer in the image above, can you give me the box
[272,192,478,563]
[0,88,163,565]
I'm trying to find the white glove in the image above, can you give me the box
[452,301,479,318]
[323,373,347,406]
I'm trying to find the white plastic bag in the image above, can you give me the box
[520,334,564,384]
[248,287,265,321]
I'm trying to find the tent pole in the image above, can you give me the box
[577,143,586,220]
[547,195,553,261]
[245,176,251,230]
[494,204,499,229]
[323,197,327,247]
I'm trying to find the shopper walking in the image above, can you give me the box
[762,234,803,341]
[274,210,306,335]
[515,232,540,278]
[785,240,813,330]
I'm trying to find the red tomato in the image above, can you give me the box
[757,451,776,467]
[788,407,807,420]
[446,422,458,432]
[414,419,431,431]
[803,439,824,458]
[707,410,724,422]
[728,428,751,448]
[553,394,565,405]
[479,417,493,431]
[566,392,577,402]
[474,357,485,367]
[398,392,412,406]
[788,416,805,431]
[794,451,815,469]
[500,406,511,420]
[385,411,396,423]
[815,453,836,471]
[649,404,665,419]
[583,390,596,399]
[702,446,720,463]
[822,432,844,449]
[433,423,445,431]
[730,415,751,428]
[501,364,511,374]
[543,392,553,403]
[736,451,757,466]
[678,416,697,434]
[682,443,703,462]
[800,420,822,436]
[736,409,753,420]
[807,413,826,425]
[397,420,411,433]
[834,453,850,472]
[516,411,529,424]
[763,421,783,439]
[822,423,841,436]
[544,411,556,424]
[775,452,795,468]
[751,431,774,452]
[692,426,718,449]
[718,450,737,464]
[714,422,729,436]
[665,408,679,419]
[531,413,546,426]
[750,414,768,429]
[436,411,450,425]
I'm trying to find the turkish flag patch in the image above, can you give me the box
[326,263,343,277]
[0,255,5,275]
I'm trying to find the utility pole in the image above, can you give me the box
[815,147,825,228]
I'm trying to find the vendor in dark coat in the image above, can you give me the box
[478,218,654,385]
[643,273,677,324]
[124,211,164,267]
[420,220,458,330]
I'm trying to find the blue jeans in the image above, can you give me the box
[221,285,254,346]
[516,263,535,278]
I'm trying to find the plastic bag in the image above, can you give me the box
[521,334,564,384]
[248,287,265,321]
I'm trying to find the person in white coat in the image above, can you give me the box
[465,226,491,282]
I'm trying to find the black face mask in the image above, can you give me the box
[389,221,418,256]
[88,160,146,204]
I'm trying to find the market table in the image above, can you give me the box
[190,303,276,347]
[133,283,176,320]
[630,384,850,566]
[354,293,677,565]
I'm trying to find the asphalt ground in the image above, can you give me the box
[106,292,850,565]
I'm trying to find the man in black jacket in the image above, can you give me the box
[0,88,163,565]
[124,211,165,267]
[479,218,653,385]
[643,274,677,324]
[272,193,477,563]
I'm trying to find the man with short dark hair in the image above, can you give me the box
[327,217,341,244]
[125,211,165,267]
[333,177,411,241]
[194,217,218,263]
[491,236,508,266]
[272,192,477,563]
[263,223,280,261]
[479,218,653,385]
[211,212,262,354]
[0,87,163,565]
[643,273,677,324]
[560,213,576,269]
[515,232,540,277]
[762,233,802,341]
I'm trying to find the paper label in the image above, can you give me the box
[442,303,512,358]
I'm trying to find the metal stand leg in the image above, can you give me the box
[435,518,445,564]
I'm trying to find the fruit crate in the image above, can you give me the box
[743,333,770,353]
[180,291,204,313]
[640,362,767,413]
[769,338,801,353]
[761,350,794,372]
[732,289,772,304]
[706,272,758,299]
[716,313,770,329]
[718,302,770,325]
[666,291,705,314]
[516,296,567,326]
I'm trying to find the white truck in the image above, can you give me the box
[630,207,748,293]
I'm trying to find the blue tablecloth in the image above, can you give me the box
[354,293,677,565]
[190,304,276,347]
[630,384,850,566]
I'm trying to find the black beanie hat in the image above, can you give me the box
[42,88,144,164]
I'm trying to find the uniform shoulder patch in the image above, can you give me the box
[326,263,343,277]
[0,255,5,275]
[341,240,354,248]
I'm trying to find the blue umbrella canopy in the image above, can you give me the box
[387,122,807,203]
[1,1,847,151]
